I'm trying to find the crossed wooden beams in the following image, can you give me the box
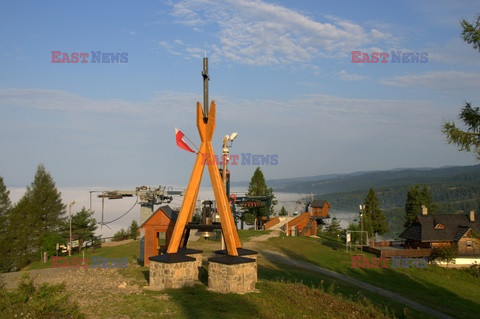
[166,101,241,256]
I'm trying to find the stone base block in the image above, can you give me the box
[208,256,257,294]
[149,254,197,290]
[179,248,203,279]
[214,248,258,260]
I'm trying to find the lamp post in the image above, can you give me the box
[221,133,237,250]
[69,200,77,256]
[222,132,238,195]
[359,204,365,246]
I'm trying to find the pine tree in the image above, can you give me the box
[68,207,98,249]
[8,196,33,270]
[245,167,277,229]
[442,103,480,160]
[129,220,139,240]
[113,228,129,241]
[0,176,11,237]
[6,164,66,270]
[28,164,66,236]
[461,14,480,52]
[0,177,12,272]
[325,218,341,240]
[442,14,480,159]
[362,189,388,239]
[405,184,436,228]
[279,206,288,217]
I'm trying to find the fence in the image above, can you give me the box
[363,246,432,258]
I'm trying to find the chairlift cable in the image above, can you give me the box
[100,198,139,225]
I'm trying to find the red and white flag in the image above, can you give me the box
[175,128,195,153]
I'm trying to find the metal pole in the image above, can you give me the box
[222,136,229,193]
[221,136,229,251]
[69,204,72,256]
[202,57,209,121]
[101,197,104,229]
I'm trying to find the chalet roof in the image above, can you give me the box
[311,200,329,208]
[400,213,478,242]
[140,205,178,228]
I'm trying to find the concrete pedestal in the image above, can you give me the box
[208,256,257,294]
[149,254,197,290]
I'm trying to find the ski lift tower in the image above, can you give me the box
[98,185,183,263]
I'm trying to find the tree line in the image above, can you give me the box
[0,164,98,272]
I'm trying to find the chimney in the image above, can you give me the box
[421,205,428,216]
[469,210,475,222]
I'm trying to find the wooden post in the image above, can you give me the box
[167,102,241,256]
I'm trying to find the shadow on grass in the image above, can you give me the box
[166,284,264,319]
[319,236,344,250]
[257,257,433,319]
[273,244,479,319]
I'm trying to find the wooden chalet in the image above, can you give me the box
[285,213,317,236]
[400,209,479,256]
[310,200,330,218]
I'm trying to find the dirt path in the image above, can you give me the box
[260,249,452,319]
[243,232,452,318]
[248,230,281,243]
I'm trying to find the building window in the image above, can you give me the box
[466,240,472,247]
[435,223,445,229]
[156,232,166,250]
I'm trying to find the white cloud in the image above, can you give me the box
[2,87,470,187]
[0,88,199,114]
[336,70,367,81]
[167,0,398,66]
[379,71,480,90]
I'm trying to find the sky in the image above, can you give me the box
[1,0,480,192]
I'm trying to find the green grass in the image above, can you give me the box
[17,232,479,318]
[237,229,272,241]
[0,274,84,318]
[259,234,480,319]
[24,240,141,271]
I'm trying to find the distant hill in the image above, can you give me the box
[238,164,480,238]
[230,170,376,188]
[269,165,479,195]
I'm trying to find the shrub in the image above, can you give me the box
[0,274,84,318]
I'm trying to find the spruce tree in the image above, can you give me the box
[325,218,342,239]
[245,167,277,228]
[362,188,388,239]
[129,220,139,240]
[461,13,480,52]
[442,103,480,160]
[69,207,98,248]
[404,184,436,228]
[442,14,480,159]
[0,176,11,237]
[8,196,33,270]
[279,206,288,217]
[7,164,66,270]
[0,177,12,272]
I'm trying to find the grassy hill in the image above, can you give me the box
[3,231,480,318]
